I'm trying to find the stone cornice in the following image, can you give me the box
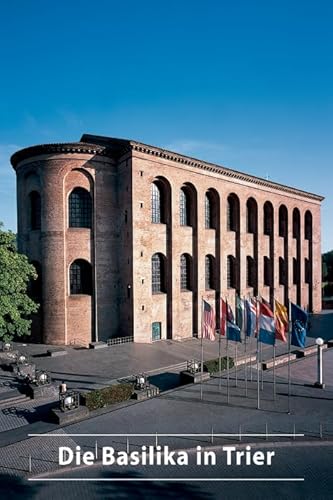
[10,142,116,169]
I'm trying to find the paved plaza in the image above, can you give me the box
[0,311,332,498]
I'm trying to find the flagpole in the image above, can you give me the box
[244,295,248,397]
[235,342,238,387]
[287,299,291,414]
[273,297,276,402]
[256,295,260,410]
[218,324,222,391]
[260,337,263,391]
[226,298,230,404]
[200,298,204,401]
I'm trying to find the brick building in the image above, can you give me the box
[11,134,323,346]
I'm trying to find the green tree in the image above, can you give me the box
[0,223,39,342]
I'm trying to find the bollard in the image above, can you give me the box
[155,432,158,448]
[126,436,130,454]
[239,425,242,442]
[293,423,296,441]
[265,423,268,441]
[319,423,323,440]
[95,440,98,459]
[211,426,214,444]
[28,454,32,473]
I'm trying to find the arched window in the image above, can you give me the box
[293,208,300,239]
[205,255,215,290]
[264,256,272,287]
[247,256,256,288]
[279,205,288,238]
[227,255,236,289]
[279,257,287,286]
[29,191,41,230]
[69,188,92,228]
[152,253,166,293]
[180,188,191,226]
[247,198,257,234]
[205,194,212,229]
[69,259,92,295]
[305,211,313,240]
[263,201,273,236]
[180,254,192,290]
[29,261,42,298]
[227,194,239,231]
[151,183,164,223]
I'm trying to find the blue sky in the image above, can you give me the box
[0,0,332,251]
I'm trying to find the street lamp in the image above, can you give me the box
[314,337,325,389]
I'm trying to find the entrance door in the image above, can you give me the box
[152,322,162,341]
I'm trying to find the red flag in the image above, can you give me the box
[220,298,227,336]
[202,300,215,340]
[260,300,274,318]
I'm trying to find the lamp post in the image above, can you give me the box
[314,337,325,389]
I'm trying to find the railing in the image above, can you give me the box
[107,336,134,346]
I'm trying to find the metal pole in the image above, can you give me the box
[318,345,323,386]
[260,341,263,391]
[273,345,276,401]
[256,296,260,410]
[200,298,204,401]
[235,342,238,387]
[288,300,291,414]
[218,328,222,391]
[94,185,98,342]
[244,296,248,397]
[227,337,230,404]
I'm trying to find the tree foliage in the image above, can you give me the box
[322,250,333,282]
[0,223,39,341]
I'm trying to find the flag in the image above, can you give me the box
[291,303,307,348]
[245,298,257,337]
[220,298,227,337]
[275,300,288,343]
[202,300,216,340]
[226,302,241,342]
[236,296,245,330]
[258,300,275,345]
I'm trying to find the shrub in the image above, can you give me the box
[203,356,234,373]
[81,383,134,411]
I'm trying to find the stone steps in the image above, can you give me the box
[0,390,30,408]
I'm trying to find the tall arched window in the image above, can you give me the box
[279,257,287,286]
[180,254,192,290]
[69,259,92,295]
[279,205,288,238]
[227,194,239,231]
[293,208,300,238]
[263,201,273,236]
[264,256,272,287]
[227,255,236,289]
[305,211,313,240]
[247,198,257,234]
[29,191,41,230]
[151,183,163,223]
[180,188,190,226]
[152,253,166,293]
[69,188,92,228]
[205,255,215,290]
[205,194,212,229]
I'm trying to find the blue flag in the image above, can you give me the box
[291,303,308,348]
[227,321,241,342]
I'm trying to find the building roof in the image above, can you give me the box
[10,134,324,202]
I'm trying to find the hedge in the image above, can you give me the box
[81,383,134,411]
[203,356,234,373]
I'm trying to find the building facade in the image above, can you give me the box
[11,135,323,346]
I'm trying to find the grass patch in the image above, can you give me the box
[203,356,234,373]
[81,383,134,411]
